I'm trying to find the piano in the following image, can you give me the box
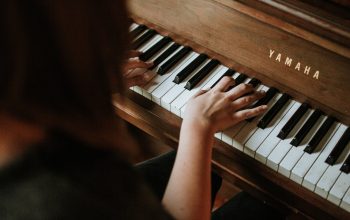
[114,0,350,219]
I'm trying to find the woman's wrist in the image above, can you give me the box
[182,117,215,138]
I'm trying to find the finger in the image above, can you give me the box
[128,50,142,58]
[126,75,146,87]
[212,76,235,92]
[125,68,148,78]
[126,71,156,87]
[231,91,265,110]
[226,83,254,101]
[193,89,208,98]
[233,105,267,122]
[124,59,153,71]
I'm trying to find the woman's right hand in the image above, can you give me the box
[183,76,267,134]
[164,76,267,220]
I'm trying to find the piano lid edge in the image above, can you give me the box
[213,0,350,59]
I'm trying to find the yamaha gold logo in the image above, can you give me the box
[269,49,320,80]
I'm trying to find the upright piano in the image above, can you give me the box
[115,0,350,219]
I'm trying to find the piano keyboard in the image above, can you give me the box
[128,23,350,212]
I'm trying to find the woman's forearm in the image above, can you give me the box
[162,121,214,220]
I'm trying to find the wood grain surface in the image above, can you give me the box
[128,0,350,124]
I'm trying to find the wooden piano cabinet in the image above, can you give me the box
[122,0,350,219]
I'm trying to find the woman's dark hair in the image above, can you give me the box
[0,0,131,148]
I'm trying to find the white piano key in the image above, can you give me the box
[254,102,301,164]
[315,140,350,198]
[152,44,183,73]
[151,51,198,104]
[129,23,139,31]
[133,86,143,95]
[147,41,175,64]
[161,55,202,111]
[202,66,229,90]
[214,132,222,140]
[148,45,190,103]
[140,42,176,99]
[290,121,340,184]
[131,28,149,43]
[234,89,279,151]
[328,172,350,205]
[131,30,147,43]
[221,122,245,148]
[136,34,163,52]
[278,115,327,178]
[302,124,346,191]
[340,187,350,212]
[244,100,296,158]
[170,59,211,116]
[132,36,163,94]
[266,109,313,171]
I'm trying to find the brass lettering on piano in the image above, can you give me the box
[269,49,320,80]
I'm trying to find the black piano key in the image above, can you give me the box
[131,29,157,50]
[173,54,207,84]
[210,69,236,89]
[158,46,191,75]
[225,73,249,91]
[290,109,323,147]
[247,78,260,88]
[278,103,309,140]
[130,24,147,40]
[246,87,279,122]
[252,87,278,109]
[326,127,350,165]
[185,59,220,90]
[151,43,180,69]
[304,116,335,154]
[257,93,290,129]
[234,73,248,85]
[340,153,350,173]
[139,36,172,62]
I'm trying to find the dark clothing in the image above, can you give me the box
[0,132,173,220]
[0,131,285,220]
[211,192,285,220]
[136,150,223,207]
[137,151,285,220]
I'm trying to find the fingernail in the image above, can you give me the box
[146,61,154,65]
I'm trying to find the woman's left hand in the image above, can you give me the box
[122,50,154,87]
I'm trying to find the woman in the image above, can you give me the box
[0,0,277,219]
